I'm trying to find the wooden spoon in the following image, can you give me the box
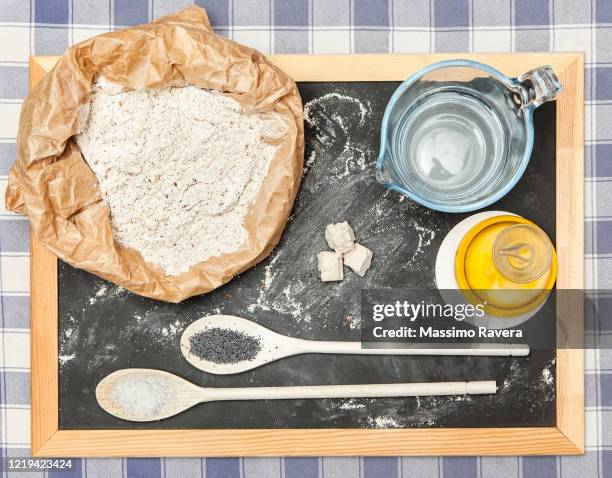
[96,368,496,422]
[180,315,530,375]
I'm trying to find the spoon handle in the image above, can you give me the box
[299,340,529,356]
[203,380,496,402]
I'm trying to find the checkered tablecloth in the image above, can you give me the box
[0,0,610,477]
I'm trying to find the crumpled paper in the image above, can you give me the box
[5,6,304,303]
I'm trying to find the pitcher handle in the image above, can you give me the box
[517,65,563,108]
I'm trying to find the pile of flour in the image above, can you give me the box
[76,80,286,276]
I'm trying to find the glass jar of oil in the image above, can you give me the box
[454,215,556,317]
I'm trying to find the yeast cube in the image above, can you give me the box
[343,243,373,277]
[317,251,343,282]
[324,221,356,254]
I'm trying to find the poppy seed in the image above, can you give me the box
[189,328,262,364]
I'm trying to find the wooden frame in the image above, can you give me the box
[29,53,584,457]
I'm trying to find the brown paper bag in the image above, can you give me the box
[5,6,304,303]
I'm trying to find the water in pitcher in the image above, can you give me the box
[377,62,562,212]
[390,87,512,202]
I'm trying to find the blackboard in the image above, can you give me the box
[58,82,556,430]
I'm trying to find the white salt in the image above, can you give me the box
[112,374,172,419]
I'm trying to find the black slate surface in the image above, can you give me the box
[58,82,557,430]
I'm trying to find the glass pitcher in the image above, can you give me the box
[375,60,562,213]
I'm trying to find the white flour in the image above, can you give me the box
[338,398,366,410]
[303,92,372,181]
[76,81,286,276]
[369,415,400,428]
